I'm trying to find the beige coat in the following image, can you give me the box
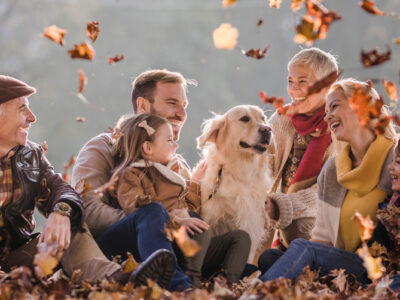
[117,159,201,215]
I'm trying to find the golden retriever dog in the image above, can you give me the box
[196,105,273,262]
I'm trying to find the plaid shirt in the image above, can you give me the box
[0,149,21,207]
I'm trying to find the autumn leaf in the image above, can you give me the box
[121,252,139,273]
[382,79,399,101]
[42,25,66,46]
[108,54,125,64]
[269,0,282,9]
[76,117,85,122]
[172,226,201,257]
[78,70,87,94]
[213,23,239,50]
[243,47,269,59]
[259,91,284,110]
[359,0,385,16]
[352,211,375,242]
[294,18,319,45]
[34,242,62,278]
[307,70,340,95]
[92,176,119,197]
[86,21,100,43]
[257,19,263,26]
[330,269,347,293]
[395,38,400,46]
[361,47,391,67]
[41,141,48,155]
[74,179,91,195]
[105,127,124,140]
[222,0,237,7]
[357,243,385,280]
[68,42,95,60]
[291,0,305,11]
[62,156,76,182]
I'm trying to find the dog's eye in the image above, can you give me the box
[240,116,250,122]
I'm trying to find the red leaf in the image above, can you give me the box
[260,91,285,110]
[243,47,269,59]
[257,19,263,27]
[108,54,125,64]
[42,25,66,46]
[68,43,95,60]
[359,0,385,16]
[78,70,87,94]
[86,21,100,43]
[361,48,391,67]
[307,70,340,95]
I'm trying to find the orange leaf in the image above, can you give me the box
[269,0,282,9]
[86,21,100,43]
[260,91,284,110]
[76,117,85,123]
[68,43,95,60]
[41,141,48,155]
[361,48,391,68]
[291,0,305,11]
[105,127,124,140]
[172,226,201,257]
[78,70,87,94]
[356,243,385,280]
[213,23,239,50]
[243,47,269,59]
[222,0,237,7]
[62,156,76,182]
[121,252,139,273]
[307,70,340,95]
[42,25,66,46]
[352,211,375,242]
[359,0,385,16]
[383,79,399,101]
[108,54,125,64]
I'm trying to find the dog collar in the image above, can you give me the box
[208,167,223,200]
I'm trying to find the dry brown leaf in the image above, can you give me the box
[331,269,347,293]
[257,19,263,26]
[105,127,124,140]
[222,0,237,7]
[121,252,139,273]
[359,0,385,16]
[352,211,375,242]
[76,117,85,123]
[108,54,125,64]
[74,179,91,195]
[41,141,48,155]
[357,243,385,280]
[382,79,399,101]
[361,48,391,67]
[172,226,201,257]
[86,21,100,43]
[34,242,62,278]
[259,91,285,110]
[42,25,66,46]
[269,0,282,9]
[68,43,95,60]
[78,70,87,94]
[307,70,340,95]
[213,23,239,50]
[243,47,269,59]
[62,156,76,182]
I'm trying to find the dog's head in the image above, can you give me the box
[197,105,272,155]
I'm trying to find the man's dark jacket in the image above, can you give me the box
[1,141,83,255]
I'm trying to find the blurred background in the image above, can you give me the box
[1,0,399,226]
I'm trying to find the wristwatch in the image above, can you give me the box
[53,202,72,217]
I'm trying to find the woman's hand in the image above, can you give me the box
[265,197,279,220]
[192,161,207,184]
[174,216,209,235]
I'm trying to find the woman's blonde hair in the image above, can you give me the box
[288,47,339,80]
[111,113,169,182]
[328,78,397,150]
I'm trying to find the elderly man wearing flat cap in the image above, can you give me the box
[0,75,176,287]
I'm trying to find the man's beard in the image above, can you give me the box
[150,106,181,141]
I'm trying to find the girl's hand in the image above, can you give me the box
[175,216,209,235]
[192,161,207,184]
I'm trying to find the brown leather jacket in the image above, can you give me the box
[1,141,83,252]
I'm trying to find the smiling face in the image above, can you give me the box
[287,64,327,116]
[0,97,36,156]
[389,146,400,192]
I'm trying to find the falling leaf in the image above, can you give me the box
[357,243,385,280]
[307,70,340,95]
[269,0,282,9]
[382,79,399,101]
[76,117,85,122]
[395,38,400,46]
[78,70,87,94]
[105,127,124,140]
[259,91,285,110]
[291,0,305,11]
[222,0,237,7]
[359,0,385,16]
[34,242,62,278]
[243,47,269,59]
[74,179,91,195]
[86,21,100,43]
[121,252,139,273]
[213,23,239,50]
[42,25,66,46]
[330,269,347,293]
[92,176,119,197]
[68,43,95,60]
[41,141,48,155]
[108,54,125,64]
[172,226,201,257]
[352,211,375,242]
[62,156,76,182]
[257,19,263,26]
[361,48,391,68]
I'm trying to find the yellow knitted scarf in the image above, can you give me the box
[336,135,393,252]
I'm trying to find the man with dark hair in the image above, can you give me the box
[0,75,176,288]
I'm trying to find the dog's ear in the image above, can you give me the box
[197,115,225,148]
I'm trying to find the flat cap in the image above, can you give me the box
[0,75,36,105]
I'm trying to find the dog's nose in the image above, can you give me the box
[259,126,271,135]
[259,126,272,144]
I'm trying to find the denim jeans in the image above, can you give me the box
[96,202,191,291]
[259,238,369,284]
[390,274,400,291]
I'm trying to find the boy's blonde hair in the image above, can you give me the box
[288,47,339,80]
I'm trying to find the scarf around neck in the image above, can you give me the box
[289,106,331,186]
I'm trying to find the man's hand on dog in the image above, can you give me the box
[265,197,279,221]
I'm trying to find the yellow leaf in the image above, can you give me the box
[213,23,239,50]
[74,179,91,195]
[352,211,375,242]
[33,242,62,278]
[172,226,201,257]
[121,252,139,273]
[357,243,385,280]
[222,0,237,7]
